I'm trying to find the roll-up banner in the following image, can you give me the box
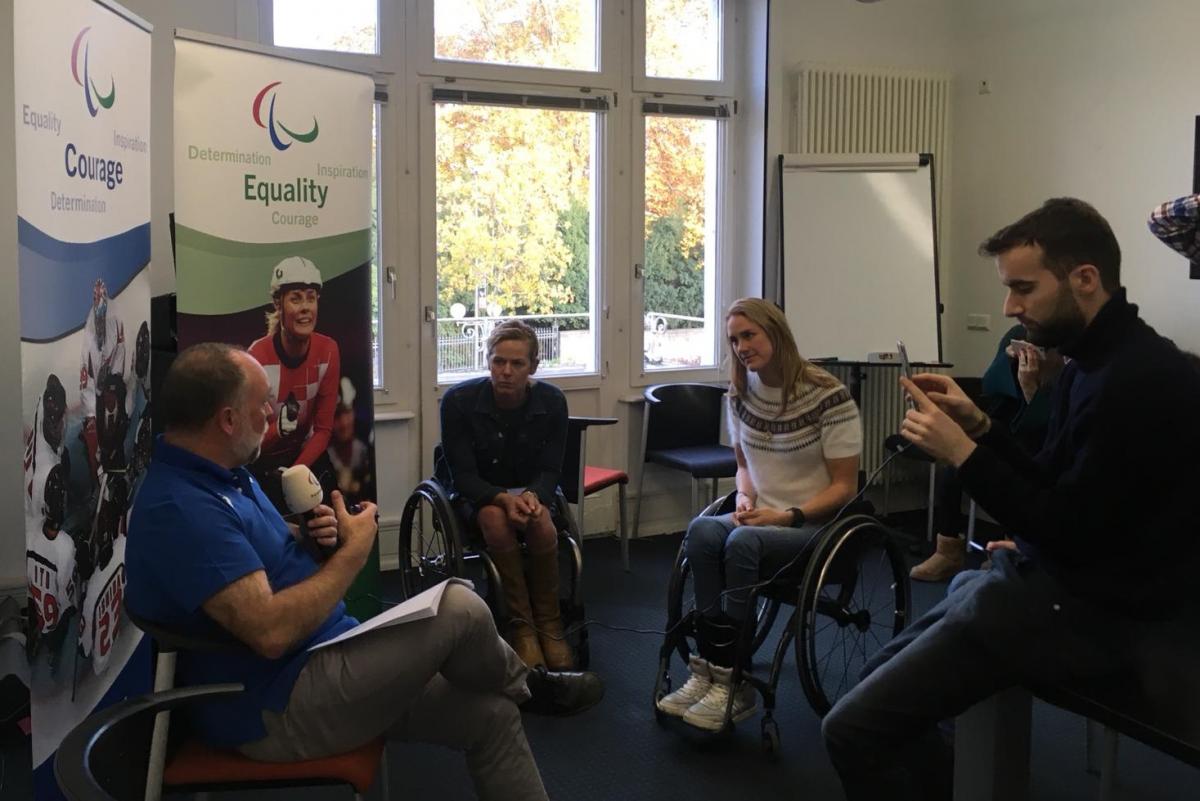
[173,35,378,614]
[14,0,153,795]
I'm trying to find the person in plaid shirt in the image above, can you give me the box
[1147,192,1200,261]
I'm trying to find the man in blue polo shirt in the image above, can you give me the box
[127,343,600,801]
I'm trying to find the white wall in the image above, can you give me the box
[946,0,1200,372]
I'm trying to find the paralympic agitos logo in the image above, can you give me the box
[252,82,320,151]
[71,27,116,117]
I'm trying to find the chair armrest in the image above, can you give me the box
[55,684,246,801]
[568,416,618,428]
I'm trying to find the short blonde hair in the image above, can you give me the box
[487,319,539,364]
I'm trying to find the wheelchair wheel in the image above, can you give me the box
[398,480,466,600]
[795,515,910,716]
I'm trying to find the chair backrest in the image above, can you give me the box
[560,419,586,505]
[124,605,242,656]
[559,417,618,505]
[432,443,453,492]
[55,684,244,801]
[643,383,728,453]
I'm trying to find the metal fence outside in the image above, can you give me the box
[438,320,562,374]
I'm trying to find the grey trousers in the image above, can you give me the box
[239,583,548,801]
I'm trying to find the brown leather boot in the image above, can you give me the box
[910,534,966,582]
[490,548,545,668]
[526,547,575,671]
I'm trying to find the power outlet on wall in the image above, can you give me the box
[966,313,991,331]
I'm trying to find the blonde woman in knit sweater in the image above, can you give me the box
[657,298,863,731]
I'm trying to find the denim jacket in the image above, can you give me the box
[438,376,568,509]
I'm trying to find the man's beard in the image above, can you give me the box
[234,428,264,466]
[1025,288,1087,348]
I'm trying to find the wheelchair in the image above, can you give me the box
[397,448,589,667]
[652,492,910,755]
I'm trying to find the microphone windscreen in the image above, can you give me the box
[281,464,324,514]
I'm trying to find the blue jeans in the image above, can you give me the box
[821,549,1144,801]
[683,513,820,622]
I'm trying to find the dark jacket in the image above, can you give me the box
[439,376,568,509]
[958,289,1200,617]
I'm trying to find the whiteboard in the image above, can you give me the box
[779,154,942,363]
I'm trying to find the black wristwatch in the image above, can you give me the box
[788,507,806,528]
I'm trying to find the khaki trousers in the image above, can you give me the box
[239,583,547,801]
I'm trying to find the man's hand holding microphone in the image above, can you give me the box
[282,464,378,564]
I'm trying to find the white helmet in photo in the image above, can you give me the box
[270,256,323,295]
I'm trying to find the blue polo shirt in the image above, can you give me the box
[126,438,357,747]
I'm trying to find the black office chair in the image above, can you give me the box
[55,683,243,801]
[632,383,737,540]
[116,606,388,801]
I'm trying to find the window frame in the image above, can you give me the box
[632,0,735,96]
[264,0,742,399]
[412,0,622,87]
[422,79,613,390]
[630,93,732,386]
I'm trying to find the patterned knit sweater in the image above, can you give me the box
[727,371,862,511]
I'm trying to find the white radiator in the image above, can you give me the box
[792,63,953,252]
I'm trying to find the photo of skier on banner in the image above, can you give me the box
[248,256,342,510]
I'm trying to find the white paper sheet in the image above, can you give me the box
[309,578,475,652]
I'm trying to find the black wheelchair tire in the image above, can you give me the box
[397,480,466,600]
[794,515,910,716]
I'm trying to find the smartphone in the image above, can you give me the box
[896,340,913,380]
[897,340,914,408]
[1008,339,1046,357]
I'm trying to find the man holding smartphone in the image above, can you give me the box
[823,198,1200,800]
[908,324,1059,582]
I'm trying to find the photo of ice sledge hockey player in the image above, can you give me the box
[79,279,127,493]
[24,375,76,667]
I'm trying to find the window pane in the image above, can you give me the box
[274,0,378,55]
[436,103,597,382]
[643,115,718,371]
[435,0,597,72]
[645,0,721,81]
[371,103,382,388]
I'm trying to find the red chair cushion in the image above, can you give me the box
[583,466,628,495]
[164,736,385,793]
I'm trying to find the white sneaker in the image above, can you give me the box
[682,663,758,731]
[656,655,712,717]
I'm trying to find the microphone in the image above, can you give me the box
[281,464,337,557]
